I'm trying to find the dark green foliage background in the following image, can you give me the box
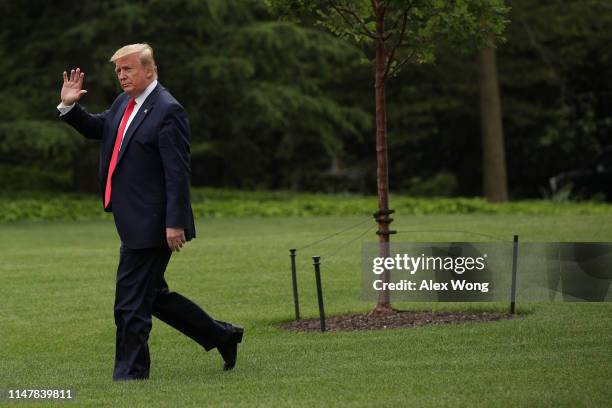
[0,0,610,197]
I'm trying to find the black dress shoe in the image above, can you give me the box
[217,325,243,371]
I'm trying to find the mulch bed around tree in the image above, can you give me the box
[280,310,514,332]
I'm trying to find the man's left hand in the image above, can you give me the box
[166,227,186,252]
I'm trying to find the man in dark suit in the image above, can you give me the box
[57,43,243,381]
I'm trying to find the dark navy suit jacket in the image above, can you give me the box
[61,83,196,249]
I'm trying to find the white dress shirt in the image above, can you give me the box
[57,79,158,148]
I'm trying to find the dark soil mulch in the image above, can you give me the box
[280,310,514,332]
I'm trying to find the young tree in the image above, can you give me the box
[267,0,509,314]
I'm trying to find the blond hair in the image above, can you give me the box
[110,43,158,79]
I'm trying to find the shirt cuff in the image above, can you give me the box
[57,101,75,116]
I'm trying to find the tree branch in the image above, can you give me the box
[329,2,377,40]
[383,8,409,80]
[383,1,414,39]
[383,10,403,40]
[334,4,376,38]
[388,51,417,78]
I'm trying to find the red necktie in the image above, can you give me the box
[104,97,136,208]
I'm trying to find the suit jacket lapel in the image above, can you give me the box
[117,84,160,164]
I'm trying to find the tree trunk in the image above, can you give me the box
[479,47,508,202]
[371,1,393,316]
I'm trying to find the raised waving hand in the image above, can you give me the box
[61,68,88,105]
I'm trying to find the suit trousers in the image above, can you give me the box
[113,244,231,380]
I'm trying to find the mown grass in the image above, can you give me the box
[1,215,611,407]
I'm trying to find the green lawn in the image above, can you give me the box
[1,215,611,407]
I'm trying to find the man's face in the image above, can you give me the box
[114,53,154,97]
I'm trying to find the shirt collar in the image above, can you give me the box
[134,79,158,106]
